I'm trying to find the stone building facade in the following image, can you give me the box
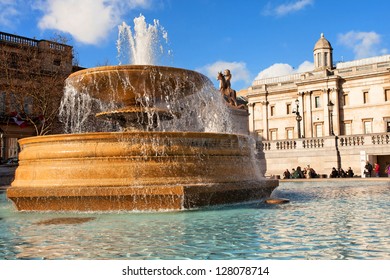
[0,31,76,161]
[246,34,390,177]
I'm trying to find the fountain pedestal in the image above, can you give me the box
[7,66,278,211]
[7,132,277,211]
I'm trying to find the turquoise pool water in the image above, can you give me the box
[1,180,389,260]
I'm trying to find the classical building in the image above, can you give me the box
[246,34,390,177]
[0,31,79,162]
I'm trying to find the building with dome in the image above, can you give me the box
[246,34,390,177]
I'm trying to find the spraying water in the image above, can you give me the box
[59,15,233,134]
[117,14,171,65]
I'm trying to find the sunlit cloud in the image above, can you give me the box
[34,0,151,45]
[196,61,251,88]
[263,0,314,17]
[338,31,388,59]
[254,61,314,80]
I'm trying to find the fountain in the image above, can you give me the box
[6,15,278,211]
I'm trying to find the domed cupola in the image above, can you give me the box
[313,33,333,70]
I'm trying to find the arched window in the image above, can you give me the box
[324,52,328,67]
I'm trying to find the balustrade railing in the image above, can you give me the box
[371,134,390,145]
[258,133,390,151]
[275,140,296,150]
[339,136,364,146]
[1,31,70,53]
[302,138,324,149]
[257,142,271,151]
[0,31,38,47]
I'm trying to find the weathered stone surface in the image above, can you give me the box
[7,132,278,211]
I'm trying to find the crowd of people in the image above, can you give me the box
[283,165,354,179]
[282,161,390,179]
[363,161,389,177]
[329,167,354,178]
[282,165,318,179]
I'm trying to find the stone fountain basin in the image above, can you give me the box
[66,65,212,106]
[7,131,278,211]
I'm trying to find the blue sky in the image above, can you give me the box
[1,0,389,90]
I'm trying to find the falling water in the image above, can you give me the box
[59,71,234,134]
[58,76,122,134]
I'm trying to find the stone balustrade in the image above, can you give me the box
[302,138,325,149]
[276,140,296,150]
[371,134,390,145]
[339,136,365,146]
[259,133,390,151]
[0,31,71,53]
[257,132,390,177]
[0,31,38,47]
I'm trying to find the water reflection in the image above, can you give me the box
[1,183,389,260]
[34,217,96,225]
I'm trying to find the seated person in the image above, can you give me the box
[330,167,338,178]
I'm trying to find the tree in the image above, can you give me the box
[0,33,75,135]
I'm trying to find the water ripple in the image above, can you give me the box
[0,183,389,259]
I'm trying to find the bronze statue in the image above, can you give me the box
[217,69,238,106]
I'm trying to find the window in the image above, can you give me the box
[269,129,277,140]
[286,103,292,115]
[270,105,275,116]
[0,92,5,114]
[363,91,369,104]
[23,96,33,115]
[343,121,352,135]
[314,96,321,108]
[385,89,390,102]
[8,138,19,158]
[363,120,372,134]
[9,53,18,68]
[384,118,390,133]
[343,94,349,106]
[317,53,321,67]
[314,123,323,137]
[324,52,328,67]
[9,93,18,113]
[286,128,294,139]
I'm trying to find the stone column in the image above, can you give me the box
[261,100,269,140]
[303,91,312,138]
[323,89,330,136]
[297,92,304,138]
[331,88,340,136]
[248,102,255,135]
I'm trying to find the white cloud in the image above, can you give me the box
[296,60,314,72]
[0,0,21,27]
[338,31,388,59]
[263,0,313,17]
[254,61,314,80]
[35,0,151,45]
[196,61,251,87]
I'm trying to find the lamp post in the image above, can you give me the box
[294,99,302,138]
[0,128,4,162]
[328,101,334,136]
